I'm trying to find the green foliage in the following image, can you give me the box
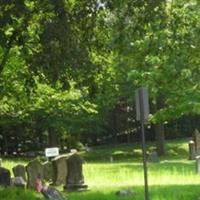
[0,0,199,148]
[110,0,200,122]
[0,187,45,200]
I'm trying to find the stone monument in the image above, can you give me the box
[0,167,11,187]
[43,161,53,182]
[64,150,87,191]
[52,155,68,186]
[194,129,200,155]
[12,164,27,181]
[26,159,43,189]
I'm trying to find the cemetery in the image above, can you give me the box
[0,0,200,200]
[1,133,200,200]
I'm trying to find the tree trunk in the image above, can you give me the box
[151,100,166,155]
[155,123,165,155]
[48,128,58,147]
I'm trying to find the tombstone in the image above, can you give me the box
[0,158,2,167]
[148,151,159,163]
[12,164,27,181]
[196,156,200,174]
[43,161,53,182]
[26,159,43,189]
[64,152,87,191]
[42,186,66,200]
[116,189,135,197]
[194,129,200,155]
[52,155,68,186]
[188,140,196,160]
[11,176,26,188]
[0,167,11,187]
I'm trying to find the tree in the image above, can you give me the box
[106,0,200,154]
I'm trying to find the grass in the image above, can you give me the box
[1,138,200,200]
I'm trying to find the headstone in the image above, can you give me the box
[116,189,135,197]
[43,161,53,182]
[194,129,200,155]
[42,186,66,200]
[196,156,200,174]
[0,167,11,187]
[64,152,87,191]
[148,151,159,163]
[0,158,2,167]
[11,176,26,188]
[188,140,195,160]
[12,164,27,181]
[26,159,43,189]
[110,156,113,163]
[52,155,68,186]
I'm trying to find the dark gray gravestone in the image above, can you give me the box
[11,176,26,188]
[0,167,11,186]
[52,155,68,186]
[42,186,66,200]
[148,151,159,163]
[64,153,87,191]
[194,129,200,155]
[43,161,53,182]
[12,164,27,181]
[26,159,43,189]
[188,140,195,160]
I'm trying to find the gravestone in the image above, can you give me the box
[64,152,87,191]
[116,189,135,197]
[0,167,11,186]
[42,186,66,200]
[12,164,27,181]
[188,140,195,160]
[148,151,159,163]
[26,159,43,189]
[43,161,53,182]
[194,129,200,155]
[11,176,26,188]
[196,156,200,174]
[52,155,68,185]
[0,158,2,167]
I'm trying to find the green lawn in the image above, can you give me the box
[1,138,200,200]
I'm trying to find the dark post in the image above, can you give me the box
[136,87,150,200]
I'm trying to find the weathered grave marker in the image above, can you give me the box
[194,129,200,155]
[148,151,158,163]
[0,167,11,187]
[188,140,195,160]
[26,159,43,189]
[43,161,53,182]
[52,155,68,186]
[12,164,27,181]
[64,152,87,191]
[196,155,200,175]
[11,176,26,188]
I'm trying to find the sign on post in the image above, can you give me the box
[135,87,150,122]
[135,87,150,200]
[45,147,59,158]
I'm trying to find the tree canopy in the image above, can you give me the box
[0,0,199,151]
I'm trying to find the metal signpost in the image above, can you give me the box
[135,87,150,200]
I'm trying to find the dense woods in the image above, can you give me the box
[0,0,199,155]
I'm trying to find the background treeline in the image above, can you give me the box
[0,0,199,155]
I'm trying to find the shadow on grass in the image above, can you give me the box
[67,184,200,200]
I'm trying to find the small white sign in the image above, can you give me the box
[45,147,59,157]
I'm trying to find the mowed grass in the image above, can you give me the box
[1,138,200,200]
